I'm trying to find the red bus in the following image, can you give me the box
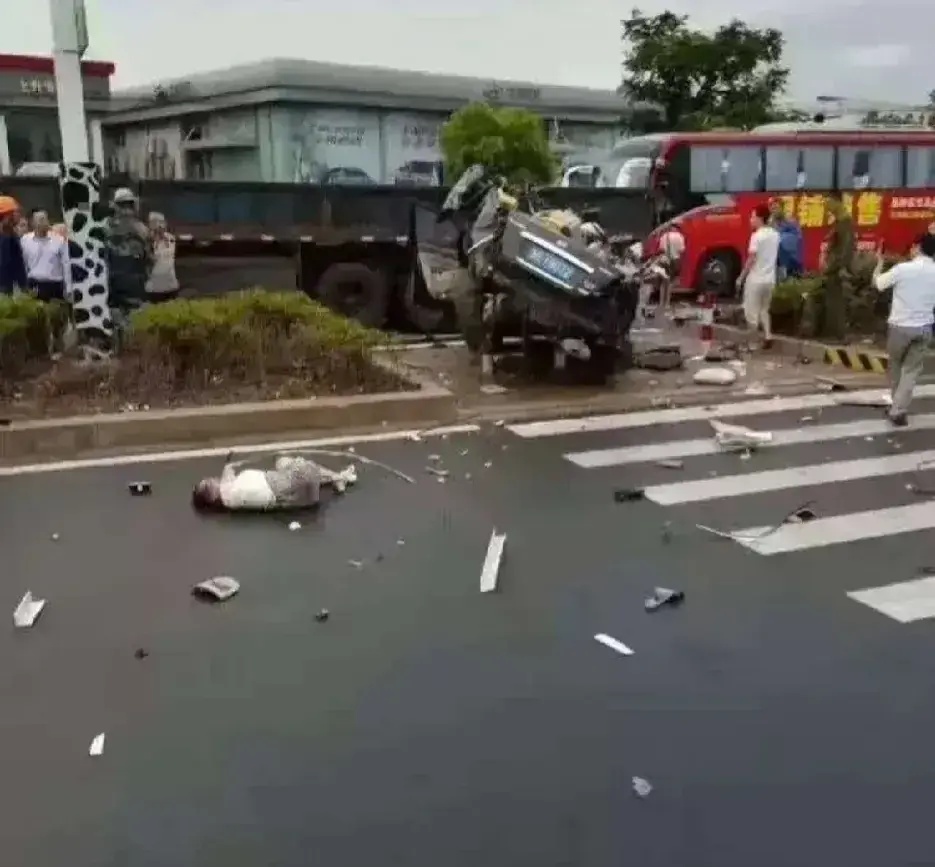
[601,129,935,295]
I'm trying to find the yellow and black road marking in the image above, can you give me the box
[823,347,888,373]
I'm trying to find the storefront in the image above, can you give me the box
[0,53,114,175]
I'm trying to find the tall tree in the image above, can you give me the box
[620,9,789,130]
[440,103,557,187]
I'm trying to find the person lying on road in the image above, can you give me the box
[192,453,357,511]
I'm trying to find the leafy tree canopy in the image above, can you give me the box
[620,9,789,131]
[440,102,558,187]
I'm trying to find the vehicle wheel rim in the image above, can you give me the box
[702,259,728,294]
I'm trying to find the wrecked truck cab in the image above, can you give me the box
[410,166,641,381]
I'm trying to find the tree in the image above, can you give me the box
[620,9,789,130]
[440,102,558,187]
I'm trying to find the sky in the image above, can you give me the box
[2,0,928,106]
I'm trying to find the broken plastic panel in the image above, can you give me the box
[89,733,106,757]
[480,530,506,593]
[13,591,46,628]
[710,419,773,450]
[632,776,653,797]
[594,633,634,655]
[192,576,240,602]
[644,587,685,611]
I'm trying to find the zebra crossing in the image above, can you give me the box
[506,385,935,624]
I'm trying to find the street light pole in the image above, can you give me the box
[49,0,90,162]
[49,0,114,343]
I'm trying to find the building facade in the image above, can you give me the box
[0,53,114,175]
[100,59,634,185]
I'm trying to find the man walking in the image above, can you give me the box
[873,233,935,426]
[736,204,780,349]
[20,210,67,301]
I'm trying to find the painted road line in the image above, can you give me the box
[847,577,935,623]
[507,385,935,438]
[644,448,935,505]
[0,423,481,477]
[732,502,935,556]
[565,414,935,469]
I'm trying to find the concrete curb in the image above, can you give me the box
[710,324,890,372]
[0,371,457,462]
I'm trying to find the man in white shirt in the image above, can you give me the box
[192,454,356,511]
[873,233,935,426]
[736,205,780,349]
[20,210,68,302]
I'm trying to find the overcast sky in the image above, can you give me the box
[2,0,928,105]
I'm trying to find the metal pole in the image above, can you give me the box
[49,0,113,342]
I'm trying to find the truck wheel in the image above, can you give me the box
[697,250,740,298]
[316,263,389,328]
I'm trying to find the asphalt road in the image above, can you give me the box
[3,396,935,867]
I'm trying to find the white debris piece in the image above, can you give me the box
[480,530,507,593]
[743,382,768,396]
[51,533,60,541]
[594,633,634,656]
[480,384,508,395]
[192,576,240,602]
[89,733,106,757]
[710,419,773,451]
[692,366,737,386]
[632,776,653,797]
[288,521,302,531]
[13,591,46,628]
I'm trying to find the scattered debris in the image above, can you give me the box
[711,419,773,450]
[426,466,449,478]
[348,560,364,569]
[128,481,151,495]
[407,432,422,443]
[192,576,240,602]
[397,539,405,546]
[484,461,493,469]
[460,449,469,456]
[740,450,752,461]
[816,376,847,392]
[644,587,685,611]
[800,415,814,422]
[288,521,302,531]
[89,733,106,757]
[315,609,330,622]
[727,360,747,376]
[493,420,505,427]
[134,648,149,659]
[13,591,46,628]
[279,448,414,484]
[661,521,673,544]
[480,530,507,593]
[743,382,769,396]
[614,488,645,502]
[51,532,59,541]
[656,459,684,469]
[632,776,653,798]
[692,366,737,386]
[788,507,816,522]
[480,384,508,394]
[636,345,683,371]
[594,633,634,656]
[697,499,816,542]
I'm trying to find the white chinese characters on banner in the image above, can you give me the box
[289,108,381,185]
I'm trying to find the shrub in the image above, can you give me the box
[126,289,384,385]
[0,294,69,373]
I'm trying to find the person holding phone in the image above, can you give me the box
[873,234,935,426]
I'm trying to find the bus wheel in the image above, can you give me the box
[698,251,740,298]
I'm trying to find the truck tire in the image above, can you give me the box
[316,263,390,328]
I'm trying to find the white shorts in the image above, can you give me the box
[743,279,775,327]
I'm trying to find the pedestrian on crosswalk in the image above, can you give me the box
[873,233,935,427]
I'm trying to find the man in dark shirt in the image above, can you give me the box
[106,188,152,316]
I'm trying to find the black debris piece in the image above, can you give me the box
[645,587,685,611]
[134,648,149,659]
[128,481,151,495]
[789,507,816,523]
[918,566,935,576]
[614,488,645,503]
[315,609,330,622]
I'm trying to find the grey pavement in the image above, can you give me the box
[2,400,935,867]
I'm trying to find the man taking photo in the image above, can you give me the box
[873,233,935,426]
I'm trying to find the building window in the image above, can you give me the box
[3,111,62,170]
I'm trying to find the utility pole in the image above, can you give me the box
[49,0,113,343]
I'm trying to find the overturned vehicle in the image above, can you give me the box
[411,166,663,381]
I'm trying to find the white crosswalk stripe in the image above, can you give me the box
[507,387,935,623]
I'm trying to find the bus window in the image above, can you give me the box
[690,145,761,193]
[906,146,935,188]
[765,145,833,191]
[837,146,902,190]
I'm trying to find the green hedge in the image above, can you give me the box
[0,290,386,380]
